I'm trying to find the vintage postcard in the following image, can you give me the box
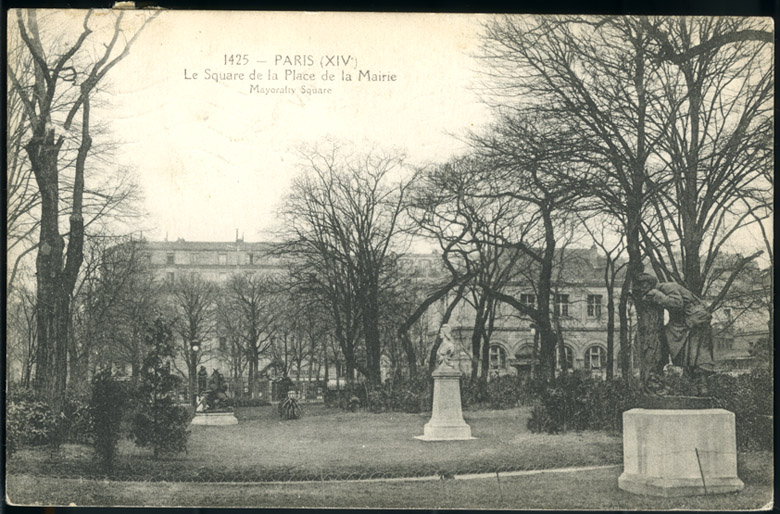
[6,8,773,509]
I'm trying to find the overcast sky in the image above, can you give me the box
[89,11,493,243]
[10,10,771,263]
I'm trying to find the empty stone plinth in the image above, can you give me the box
[415,367,474,441]
[619,408,743,497]
[191,411,238,426]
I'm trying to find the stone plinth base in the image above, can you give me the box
[415,367,474,441]
[619,408,743,497]
[191,411,238,426]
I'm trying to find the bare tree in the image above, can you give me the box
[479,15,772,385]
[7,285,38,388]
[215,291,249,387]
[639,18,772,307]
[579,217,628,380]
[8,9,157,410]
[224,272,277,397]
[409,155,525,381]
[278,143,412,387]
[168,273,219,405]
[68,234,152,391]
[467,113,584,381]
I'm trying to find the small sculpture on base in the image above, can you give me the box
[415,324,474,441]
[192,369,238,426]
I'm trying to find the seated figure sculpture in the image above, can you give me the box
[200,369,230,411]
[436,324,457,370]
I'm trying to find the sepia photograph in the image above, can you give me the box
[5,7,774,509]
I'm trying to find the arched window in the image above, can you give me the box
[584,346,607,370]
[556,346,574,371]
[489,345,507,371]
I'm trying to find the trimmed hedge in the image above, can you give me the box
[527,367,773,451]
[366,375,432,413]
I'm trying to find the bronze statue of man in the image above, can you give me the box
[634,273,716,382]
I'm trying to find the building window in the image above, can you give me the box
[554,294,569,317]
[166,252,175,265]
[248,253,254,265]
[335,361,346,378]
[723,308,732,323]
[556,346,574,371]
[166,271,175,282]
[584,346,607,370]
[587,295,603,317]
[489,345,507,371]
[190,252,199,264]
[219,253,227,265]
[520,294,536,309]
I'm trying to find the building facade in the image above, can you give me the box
[142,237,768,394]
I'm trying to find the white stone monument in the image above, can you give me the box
[191,411,239,426]
[619,408,744,497]
[191,394,238,426]
[415,324,474,441]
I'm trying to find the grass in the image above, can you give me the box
[7,404,772,509]
[7,405,622,481]
[6,461,773,509]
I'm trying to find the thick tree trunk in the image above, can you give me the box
[31,134,70,412]
[555,317,567,376]
[618,275,632,381]
[188,357,197,406]
[605,262,616,380]
[470,296,486,381]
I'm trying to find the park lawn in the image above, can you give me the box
[7,405,622,481]
[6,457,773,509]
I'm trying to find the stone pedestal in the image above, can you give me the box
[415,367,473,441]
[619,409,743,497]
[191,411,238,426]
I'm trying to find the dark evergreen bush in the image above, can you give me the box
[707,367,773,451]
[130,316,190,458]
[89,370,127,471]
[366,374,432,413]
[461,378,490,407]
[527,372,641,434]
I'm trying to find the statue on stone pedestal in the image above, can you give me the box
[436,324,457,371]
[199,369,230,411]
[633,272,715,397]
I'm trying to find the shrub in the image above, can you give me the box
[130,316,190,458]
[365,375,432,413]
[530,372,592,433]
[90,370,127,472]
[461,378,490,408]
[62,392,92,444]
[527,372,641,434]
[707,367,773,451]
[6,394,61,455]
[326,383,368,410]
